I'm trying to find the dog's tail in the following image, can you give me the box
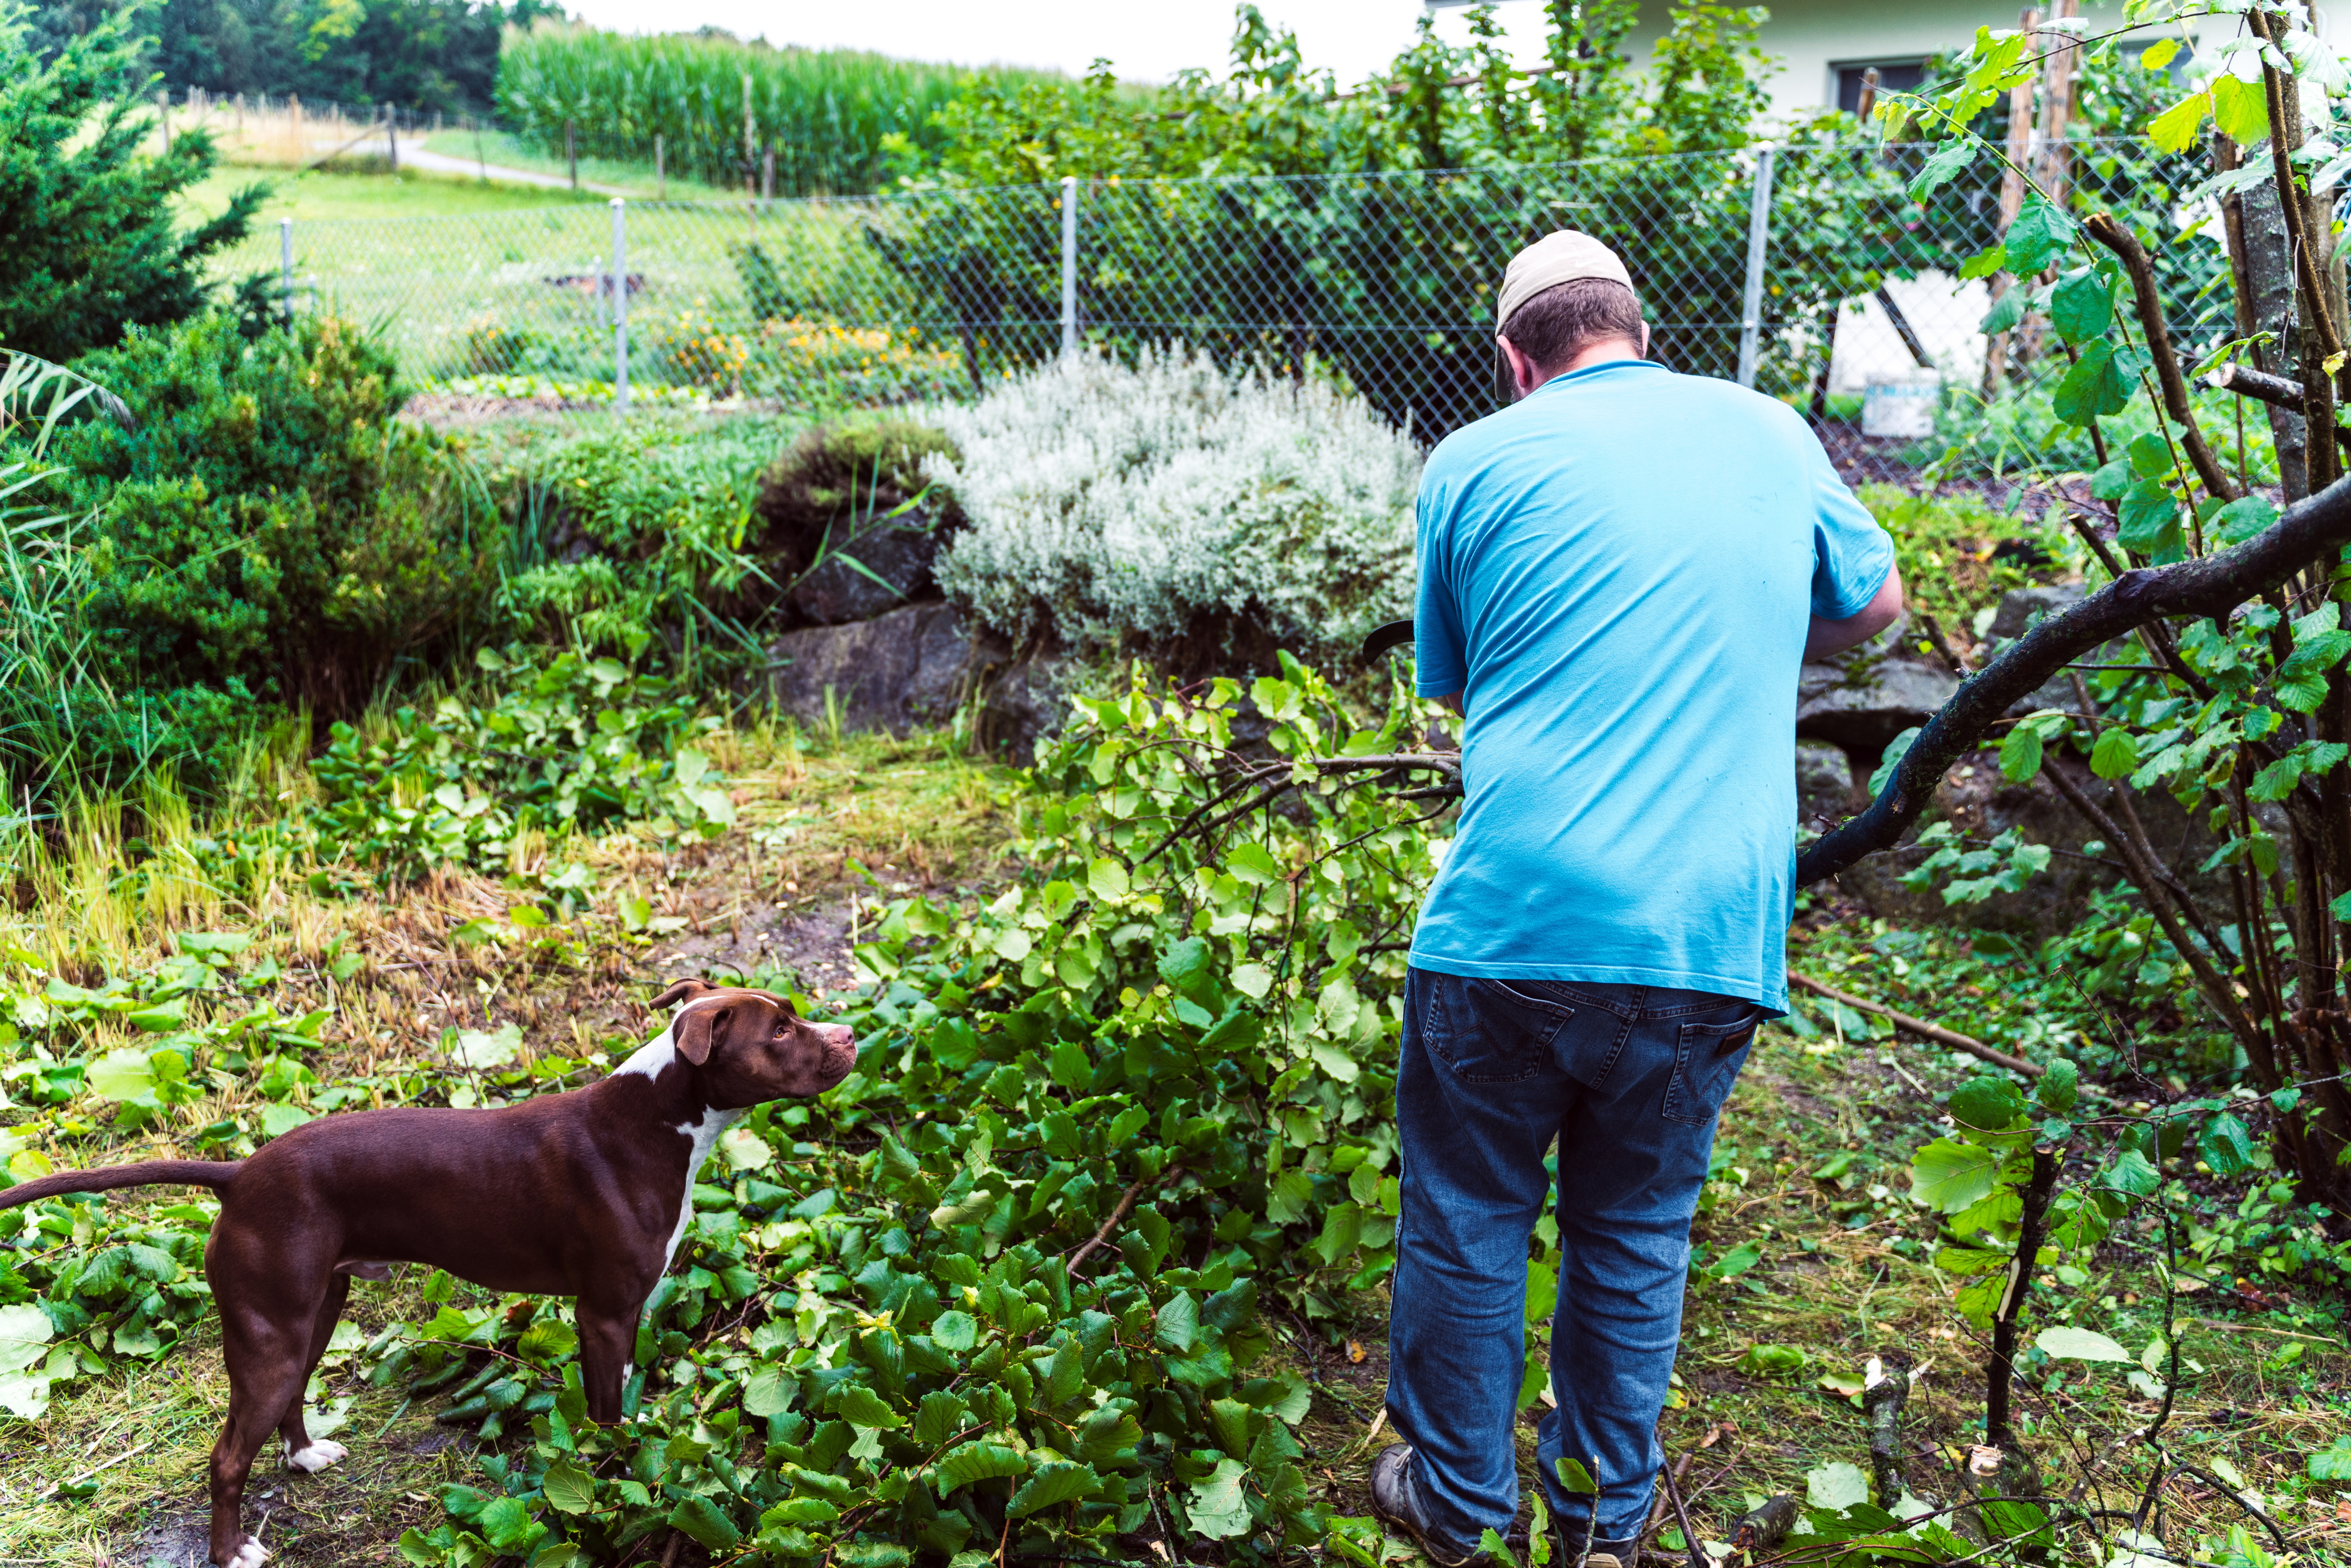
[0,1159,239,1209]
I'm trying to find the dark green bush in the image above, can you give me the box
[48,312,499,723]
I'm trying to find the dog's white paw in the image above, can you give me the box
[223,1537,270,1568]
[284,1438,347,1473]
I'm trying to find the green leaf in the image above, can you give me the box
[2212,74,2269,145]
[836,1383,907,1429]
[83,1048,156,1104]
[1978,288,2025,336]
[2116,480,2179,554]
[1007,1460,1099,1516]
[2212,495,2279,545]
[1552,1457,1599,1496]
[1703,1242,1762,1280]
[452,1023,522,1069]
[937,1440,1028,1493]
[1807,1461,1871,1511]
[1959,243,2007,281]
[2035,1059,2080,1116]
[2309,1433,2351,1481]
[931,1310,978,1354]
[2199,1112,2257,1176]
[1735,1343,1807,1376]
[541,1454,596,1514]
[1155,1292,1199,1352]
[743,1366,795,1418]
[2049,268,2114,344]
[1911,1138,2002,1213]
[1086,857,1129,902]
[475,1495,543,1552]
[2052,340,2132,425]
[1949,1076,2027,1131]
[914,1390,970,1447]
[2146,90,2210,153]
[2103,1145,2162,1198]
[259,1103,314,1140]
[2004,196,2075,275]
[1224,840,1281,887]
[1908,139,1976,200]
[2035,1325,2131,1363]
[668,1495,743,1551]
[1869,727,1920,796]
[126,996,186,1032]
[1999,724,2045,784]
[1186,1456,1254,1539]
[2088,726,2139,780]
[517,1319,578,1363]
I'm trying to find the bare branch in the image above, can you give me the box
[1796,469,2351,885]
[2082,212,2238,502]
[1788,973,2042,1076]
[2207,361,2309,411]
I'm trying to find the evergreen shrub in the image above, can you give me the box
[46,312,498,727]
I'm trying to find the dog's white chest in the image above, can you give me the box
[663,1106,744,1269]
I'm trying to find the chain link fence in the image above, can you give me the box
[206,136,2230,449]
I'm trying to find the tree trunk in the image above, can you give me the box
[2239,175,2308,502]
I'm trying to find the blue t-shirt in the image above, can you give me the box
[1409,359,1894,1010]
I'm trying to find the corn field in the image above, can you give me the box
[491,23,1056,197]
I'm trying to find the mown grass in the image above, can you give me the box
[175,164,609,225]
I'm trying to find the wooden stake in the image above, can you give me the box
[1984,6,2039,396]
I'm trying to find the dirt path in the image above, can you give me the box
[397,144,635,198]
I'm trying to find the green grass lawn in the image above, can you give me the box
[178,163,605,224]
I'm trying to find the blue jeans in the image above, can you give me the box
[1386,969,1761,1552]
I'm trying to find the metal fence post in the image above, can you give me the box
[611,198,630,413]
[278,217,293,326]
[1060,176,1079,358]
[1735,145,1775,389]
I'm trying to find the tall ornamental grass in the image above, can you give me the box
[494,23,1060,196]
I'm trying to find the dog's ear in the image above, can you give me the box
[670,1000,735,1066]
[652,978,719,1010]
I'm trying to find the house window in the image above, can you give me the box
[1835,59,1927,115]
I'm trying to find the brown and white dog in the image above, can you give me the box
[0,979,855,1568]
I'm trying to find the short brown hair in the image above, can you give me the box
[1499,277,1646,372]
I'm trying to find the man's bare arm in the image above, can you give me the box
[1804,563,1905,660]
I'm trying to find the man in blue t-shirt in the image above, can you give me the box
[1368,232,1901,1568]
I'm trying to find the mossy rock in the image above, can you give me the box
[753,418,961,577]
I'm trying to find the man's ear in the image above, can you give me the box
[671,1001,734,1066]
[652,978,719,1009]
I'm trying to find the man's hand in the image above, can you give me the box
[1804,563,1905,661]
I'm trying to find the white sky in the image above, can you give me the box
[555,0,1558,87]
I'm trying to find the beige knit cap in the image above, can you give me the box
[1494,230,1635,331]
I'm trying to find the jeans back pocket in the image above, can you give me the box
[1662,1008,1761,1124]
[1425,975,1573,1083]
